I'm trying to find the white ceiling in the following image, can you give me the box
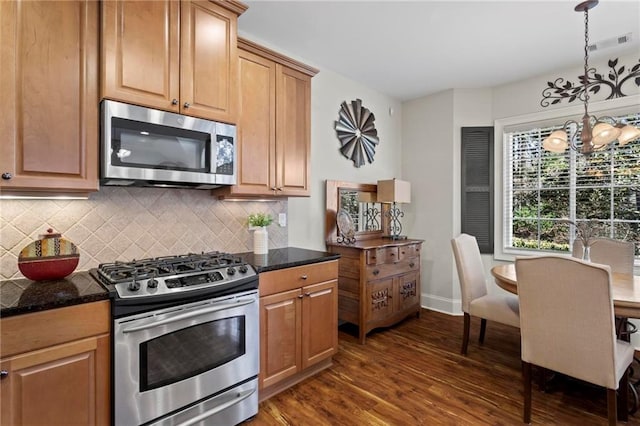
[237,0,640,101]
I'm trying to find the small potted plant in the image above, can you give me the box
[248,213,273,254]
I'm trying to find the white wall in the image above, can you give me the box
[401,90,455,312]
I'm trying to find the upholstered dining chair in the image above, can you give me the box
[451,234,520,355]
[572,237,635,275]
[516,256,634,425]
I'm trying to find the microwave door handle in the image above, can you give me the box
[176,387,257,426]
[122,297,256,333]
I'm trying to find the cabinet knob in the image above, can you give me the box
[171,99,178,105]
[373,269,380,276]
[183,102,190,108]
[409,262,415,268]
[301,274,308,280]
[305,292,311,297]
[0,370,8,379]
[298,294,304,299]
[1,172,12,180]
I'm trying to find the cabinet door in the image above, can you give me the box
[232,49,276,196]
[260,289,301,390]
[301,280,338,369]
[0,0,98,193]
[0,335,110,426]
[101,0,180,112]
[275,64,311,196]
[180,1,238,123]
[367,278,394,324]
[394,271,420,313]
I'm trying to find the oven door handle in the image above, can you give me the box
[122,298,256,334]
[176,387,256,426]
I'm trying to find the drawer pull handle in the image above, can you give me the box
[373,269,380,276]
[390,253,395,256]
[305,292,311,297]
[298,295,304,299]
[409,262,415,268]
[0,370,8,379]
[301,274,308,280]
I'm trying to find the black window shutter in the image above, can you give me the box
[461,127,494,253]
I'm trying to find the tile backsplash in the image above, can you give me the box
[0,187,287,279]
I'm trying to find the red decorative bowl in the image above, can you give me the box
[18,229,80,281]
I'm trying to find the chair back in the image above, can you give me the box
[451,234,488,313]
[572,237,635,275]
[516,256,618,389]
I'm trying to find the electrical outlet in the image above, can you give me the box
[278,213,287,227]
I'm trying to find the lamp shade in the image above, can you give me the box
[542,130,568,153]
[377,179,411,204]
[617,124,640,146]
[592,122,620,146]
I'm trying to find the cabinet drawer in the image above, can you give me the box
[260,260,338,297]
[365,247,399,265]
[1,300,110,358]
[398,244,421,261]
[365,257,419,281]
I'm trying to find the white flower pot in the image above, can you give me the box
[253,227,269,254]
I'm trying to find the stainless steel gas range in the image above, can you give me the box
[92,252,259,426]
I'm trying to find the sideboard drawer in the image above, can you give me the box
[366,247,399,265]
[399,244,420,261]
[365,257,419,281]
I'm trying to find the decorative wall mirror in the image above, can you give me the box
[325,180,388,243]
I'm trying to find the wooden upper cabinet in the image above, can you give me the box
[214,38,318,199]
[276,65,311,196]
[101,0,245,123]
[0,0,99,194]
[101,0,180,113]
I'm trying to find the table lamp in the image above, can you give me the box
[377,178,411,240]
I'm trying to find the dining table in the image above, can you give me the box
[491,263,640,319]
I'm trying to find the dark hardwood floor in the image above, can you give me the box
[251,309,640,425]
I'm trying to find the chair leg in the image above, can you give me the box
[479,318,487,344]
[607,388,617,426]
[617,367,630,422]
[461,313,470,355]
[523,361,532,424]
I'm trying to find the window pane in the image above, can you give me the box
[504,111,640,261]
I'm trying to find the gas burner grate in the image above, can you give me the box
[96,251,247,284]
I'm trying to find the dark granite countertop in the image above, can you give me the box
[0,248,338,318]
[236,247,340,273]
[0,271,109,318]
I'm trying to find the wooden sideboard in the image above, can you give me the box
[327,238,423,344]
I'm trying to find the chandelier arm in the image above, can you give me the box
[563,119,582,152]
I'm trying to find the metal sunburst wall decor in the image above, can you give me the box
[334,99,379,168]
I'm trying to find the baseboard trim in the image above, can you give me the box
[421,293,461,316]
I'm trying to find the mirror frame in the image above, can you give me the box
[325,180,388,243]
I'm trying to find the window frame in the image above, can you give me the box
[493,94,640,263]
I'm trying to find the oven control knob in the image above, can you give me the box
[147,279,158,289]
[238,265,248,274]
[128,281,140,292]
[226,267,236,275]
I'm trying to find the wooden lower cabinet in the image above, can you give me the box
[259,260,338,401]
[327,239,423,344]
[0,301,110,426]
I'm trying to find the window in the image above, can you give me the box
[503,112,640,259]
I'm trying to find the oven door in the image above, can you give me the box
[113,290,259,426]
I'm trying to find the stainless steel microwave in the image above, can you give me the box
[100,100,236,189]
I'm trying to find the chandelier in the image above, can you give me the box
[542,0,640,156]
